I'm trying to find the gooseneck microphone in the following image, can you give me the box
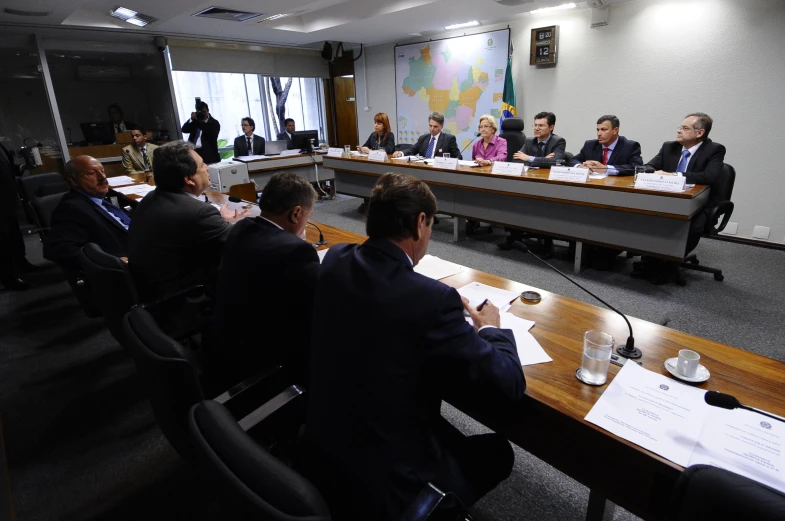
[458,132,481,160]
[306,222,328,247]
[227,195,242,203]
[516,242,642,359]
[704,391,785,424]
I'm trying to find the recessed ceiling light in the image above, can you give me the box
[530,2,577,14]
[110,6,155,26]
[445,20,480,30]
[126,17,146,26]
[110,6,137,19]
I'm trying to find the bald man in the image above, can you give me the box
[44,155,130,273]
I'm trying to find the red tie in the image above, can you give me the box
[601,147,610,165]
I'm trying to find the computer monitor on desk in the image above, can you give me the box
[80,122,115,145]
[292,130,318,153]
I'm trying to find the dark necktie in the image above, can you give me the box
[539,142,546,157]
[140,146,150,170]
[425,136,436,158]
[677,150,691,173]
[102,199,131,228]
[247,136,253,154]
[602,147,610,165]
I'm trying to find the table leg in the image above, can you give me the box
[454,218,467,242]
[574,241,584,274]
[585,489,616,521]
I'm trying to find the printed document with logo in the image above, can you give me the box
[457,282,519,313]
[584,362,710,466]
[689,407,785,493]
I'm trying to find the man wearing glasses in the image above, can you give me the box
[512,111,566,167]
[234,117,266,157]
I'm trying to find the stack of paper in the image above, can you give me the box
[457,282,519,313]
[107,175,136,187]
[414,255,465,280]
[233,155,267,161]
[113,184,156,197]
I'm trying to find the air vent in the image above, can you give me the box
[193,7,263,22]
[255,11,305,23]
[493,0,534,6]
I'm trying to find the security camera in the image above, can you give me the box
[153,36,167,52]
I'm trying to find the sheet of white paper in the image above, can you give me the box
[589,173,608,179]
[689,407,785,493]
[413,254,465,280]
[457,282,519,313]
[107,175,136,187]
[317,248,329,263]
[114,184,155,196]
[584,362,710,466]
[464,312,549,366]
[233,155,267,161]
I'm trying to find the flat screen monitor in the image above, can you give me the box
[80,122,116,145]
[292,130,319,153]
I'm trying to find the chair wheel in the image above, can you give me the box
[714,274,724,281]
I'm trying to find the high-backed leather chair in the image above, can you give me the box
[499,117,525,162]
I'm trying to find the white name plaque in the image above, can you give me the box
[491,161,525,176]
[634,173,687,192]
[279,149,300,156]
[432,156,459,170]
[368,150,388,162]
[548,166,590,183]
[326,147,344,157]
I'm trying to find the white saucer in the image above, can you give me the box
[664,358,710,383]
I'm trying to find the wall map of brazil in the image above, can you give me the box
[394,29,510,151]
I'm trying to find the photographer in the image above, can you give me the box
[181,100,221,164]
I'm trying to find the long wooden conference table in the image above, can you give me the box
[300,222,785,521]
[323,155,710,273]
[232,153,331,190]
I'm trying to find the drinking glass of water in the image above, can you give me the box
[632,165,646,186]
[577,330,614,385]
[343,145,351,156]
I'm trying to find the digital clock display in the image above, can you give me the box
[530,25,558,66]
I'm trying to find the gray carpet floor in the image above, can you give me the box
[1,194,783,520]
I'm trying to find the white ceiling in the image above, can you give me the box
[0,0,633,49]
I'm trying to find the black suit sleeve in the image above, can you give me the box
[569,141,591,167]
[181,119,196,134]
[610,140,644,175]
[446,135,462,160]
[685,143,726,186]
[383,132,396,154]
[44,205,94,271]
[256,136,265,155]
[645,143,667,172]
[233,136,243,157]
[425,285,525,403]
[550,137,567,162]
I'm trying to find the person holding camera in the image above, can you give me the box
[181,101,221,164]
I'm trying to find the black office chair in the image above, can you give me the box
[18,172,69,238]
[667,464,785,520]
[395,143,414,156]
[499,117,525,162]
[123,306,291,460]
[679,163,736,281]
[30,192,65,237]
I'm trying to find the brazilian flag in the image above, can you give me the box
[501,56,516,122]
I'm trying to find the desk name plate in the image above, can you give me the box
[549,166,590,183]
[491,161,525,176]
[432,156,459,170]
[634,173,687,193]
[326,147,344,157]
[368,150,388,162]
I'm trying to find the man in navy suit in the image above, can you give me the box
[44,155,130,273]
[569,115,643,175]
[233,117,265,156]
[276,118,295,149]
[512,111,566,167]
[304,173,525,520]
[391,111,462,159]
[214,172,318,384]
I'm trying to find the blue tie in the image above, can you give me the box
[677,150,691,173]
[102,199,131,228]
[425,136,436,158]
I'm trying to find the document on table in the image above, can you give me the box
[689,407,785,493]
[457,282,519,313]
[588,173,608,179]
[233,155,267,161]
[107,175,136,187]
[584,362,710,466]
[414,255,465,280]
[464,311,549,366]
[113,184,156,197]
[458,160,480,167]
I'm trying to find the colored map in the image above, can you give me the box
[395,30,509,152]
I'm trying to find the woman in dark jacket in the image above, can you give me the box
[359,112,395,154]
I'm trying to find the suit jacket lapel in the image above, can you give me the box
[128,147,144,170]
[607,137,622,164]
[76,191,128,233]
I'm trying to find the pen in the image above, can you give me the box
[477,298,489,311]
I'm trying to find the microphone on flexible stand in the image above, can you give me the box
[306,222,328,247]
[516,242,642,359]
[458,132,481,160]
[227,195,242,203]
[704,391,785,424]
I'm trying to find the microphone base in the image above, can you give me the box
[314,240,328,246]
[617,345,642,359]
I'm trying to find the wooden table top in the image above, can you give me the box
[324,155,709,199]
[309,223,785,476]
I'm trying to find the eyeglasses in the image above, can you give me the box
[533,124,549,129]
[678,126,698,132]
[478,124,493,129]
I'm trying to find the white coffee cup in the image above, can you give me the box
[676,349,700,378]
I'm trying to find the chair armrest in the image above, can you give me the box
[139,284,215,339]
[214,364,291,420]
[240,385,305,434]
[705,200,734,235]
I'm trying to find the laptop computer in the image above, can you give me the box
[264,140,288,156]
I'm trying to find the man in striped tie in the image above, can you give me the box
[569,115,643,176]
[122,128,159,176]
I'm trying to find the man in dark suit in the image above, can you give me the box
[107,103,136,134]
[304,173,525,520]
[214,172,318,383]
[512,111,566,167]
[181,101,221,164]
[276,118,295,149]
[391,111,462,159]
[0,142,37,290]
[233,117,265,156]
[646,112,726,254]
[127,141,247,301]
[44,155,130,274]
[569,115,643,175]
